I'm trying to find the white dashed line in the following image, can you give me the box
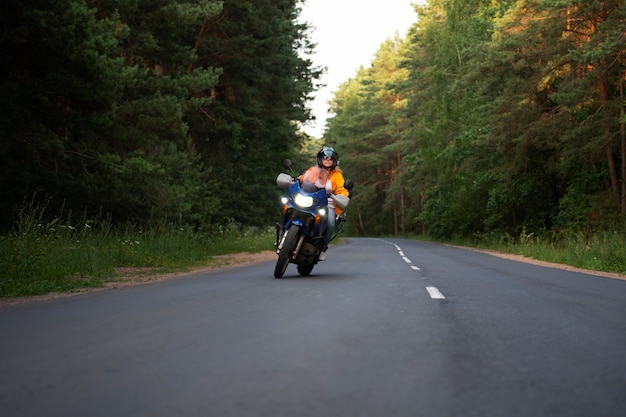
[426,286,445,299]
[381,241,439,297]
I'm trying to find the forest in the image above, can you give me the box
[0,0,319,232]
[1,0,625,242]
[329,0,626,239]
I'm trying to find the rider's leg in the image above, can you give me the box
[322,206,336,253]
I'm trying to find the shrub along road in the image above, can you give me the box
[1,238,625,416]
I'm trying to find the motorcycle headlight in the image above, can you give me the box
[294,193,314,208]
[280,196,289,205]
[318,208,326,216]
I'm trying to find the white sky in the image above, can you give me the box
[298,0,419,137]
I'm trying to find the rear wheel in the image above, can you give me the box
[297,264,314,276]
[274,225,299,278]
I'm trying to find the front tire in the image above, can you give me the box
[274,225,299,278]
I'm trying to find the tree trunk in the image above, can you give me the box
[600,78,619,195]
[187,17,210,73]
[401,190,405,235]
[357,207,367,236]
[393,204,398,235]
[619,71,626,214]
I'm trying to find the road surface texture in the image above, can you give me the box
[1,238,625,417]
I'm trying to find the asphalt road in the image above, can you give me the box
[1,238,625,417]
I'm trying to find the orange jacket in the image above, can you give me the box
[329,168,349,215]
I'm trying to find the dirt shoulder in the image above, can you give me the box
[2,246,624,307]
[0,251,277,307]
[460,246,626,281]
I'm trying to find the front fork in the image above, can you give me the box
[275,222,282,252]
[275,223,305,260]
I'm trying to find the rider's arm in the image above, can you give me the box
[330,170,349,197]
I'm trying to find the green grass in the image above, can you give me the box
[447,230,626,276]
[3,200,624,299]
[0,200,275,298]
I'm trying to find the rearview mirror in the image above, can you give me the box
[276,173,294,189]
[282,159,292,169]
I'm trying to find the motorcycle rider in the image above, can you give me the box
[299,147,349,261]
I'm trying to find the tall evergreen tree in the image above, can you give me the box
[0,0,225,228]
[188,0,322,226]
[327,37,412,235]
[0,0,320,230]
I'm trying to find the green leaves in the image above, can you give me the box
[325,0,626,238]
[0,0,319,231]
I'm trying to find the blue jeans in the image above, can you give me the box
[323,206,336,251]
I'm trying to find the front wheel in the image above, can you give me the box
[274,225,299,278]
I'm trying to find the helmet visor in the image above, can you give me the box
[321,148,335,160]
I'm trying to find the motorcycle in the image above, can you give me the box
[274,159,353,278]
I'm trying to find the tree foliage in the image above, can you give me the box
[325,0,626,238]
[3,0,624,239]
[0,0,319,231]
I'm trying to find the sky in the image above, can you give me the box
[298,0,419,138]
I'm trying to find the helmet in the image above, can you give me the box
[317,147,339,169]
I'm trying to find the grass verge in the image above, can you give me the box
[3,200,624,299]
[0,201,275,298]
[446,230,626,277]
